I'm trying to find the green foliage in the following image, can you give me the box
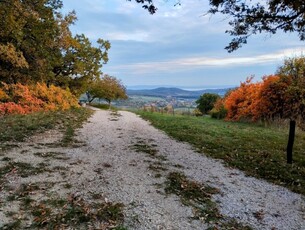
[55,35,111,96]
[87,75,128,105]
[210,98,227,119]
[127,0,157,14]
[210,106,227,119]
[192,108,203,117]
[276,57,305,122]
[0,0,110,95]
[137,111,305,195]
[196,93,220,115]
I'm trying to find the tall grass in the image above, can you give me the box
[137,111,305,195]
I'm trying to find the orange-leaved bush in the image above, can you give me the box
[0,82,79,116]
[222,75,295,122]
[256,75,289,121]
[224,77,262,121]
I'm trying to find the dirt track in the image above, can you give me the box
[0,108,304,229]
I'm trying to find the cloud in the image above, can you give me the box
[105,31,152,42]
[63,0,305,86]
[108,47,305,74]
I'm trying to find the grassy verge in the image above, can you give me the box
[90,103,119,111]
[137,111,305,195]
[0,107,93,148]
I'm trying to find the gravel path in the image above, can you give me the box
[73,108,305,229]
[1,108,304,229]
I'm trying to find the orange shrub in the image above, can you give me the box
[256,75,288,121]
[223,75,293,122]
[224,77,262,121]
[0,82,79,116]
[0,102,27,115]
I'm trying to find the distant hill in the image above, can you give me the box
[127,87,232,98]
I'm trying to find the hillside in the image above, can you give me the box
[127,87,231,98]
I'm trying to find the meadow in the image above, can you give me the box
[137,111,305,195]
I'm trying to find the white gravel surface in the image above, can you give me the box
[1,108,304,230]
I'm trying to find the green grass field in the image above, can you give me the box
[137,111,305,195]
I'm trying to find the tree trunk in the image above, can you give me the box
[286,120,296,164]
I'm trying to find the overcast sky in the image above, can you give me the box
[62,0,305,89]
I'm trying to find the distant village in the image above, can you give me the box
[114,95,197,113]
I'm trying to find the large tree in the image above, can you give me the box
[0,0,63,83]
[132,0,305,52]
[0,0,110,95]
[54,35,110,96]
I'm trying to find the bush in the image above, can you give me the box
[210,98,227,119]
[210,107,227,119]
[0,82,79,116]
[196,93,220,114]
[192,108,203,117]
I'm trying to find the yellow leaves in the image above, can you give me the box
[0,43,29,68]
[88,74,127,103]
[0,88,9,101]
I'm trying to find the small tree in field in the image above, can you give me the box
[87,75,127,107]
[276,57,305,164]
[196,93,220,115]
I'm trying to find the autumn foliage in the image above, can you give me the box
[218,75,293,122]
[224,77,261,121]
[0,83,79,116]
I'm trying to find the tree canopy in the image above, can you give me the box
[196,93,220,115]
[132,0,305,52]
[87,75,128,106]
[0,0,110,96]
[208,0,305,52]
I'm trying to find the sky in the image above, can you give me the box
[62,0,305,89]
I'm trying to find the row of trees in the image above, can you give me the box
[196,57,305,163]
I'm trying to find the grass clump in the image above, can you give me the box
[165,172,220,222]
[130,140,158,158]
[34,151,69,160]
[165,172,252,229]
[137,112,305,195]
[3,189,125,229]
[28,196,125,229]
[0,161,49,179]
